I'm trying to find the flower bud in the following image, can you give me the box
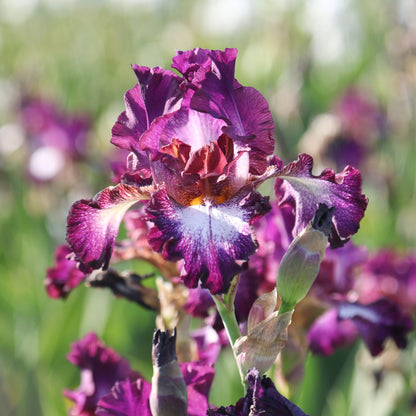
[233,289,293,376]
[149,329,187,416]
[276,204,334,312]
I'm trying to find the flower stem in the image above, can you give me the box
[278,300,295,315]
[212,275,248,392]
[212,294,241,346]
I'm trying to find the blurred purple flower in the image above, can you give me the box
[96,363,215,416]
[313,242,368,299]
[191,326,221,366]
[65,331,215,416]
[299,88,386,171]
[334,88,386,145]
[337,299,414,356]
[20,97,91,182]
[185,287,215,318]
[355,250,416,314]
[207,368,309,416]
[64,333,140,416]
[45,244,86,299]
[307,308,358,356]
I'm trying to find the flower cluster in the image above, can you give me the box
[46,48,383,414]
[65,48,368,296]
[65,330,307,416]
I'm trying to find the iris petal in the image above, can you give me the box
[172,48,275,174]
[111,66,181,153]
[96,379,152,416]
[67,184,151,273]
[146,186,270,294]
[275,153,368,247]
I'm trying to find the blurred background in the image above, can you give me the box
[0,0,415,415]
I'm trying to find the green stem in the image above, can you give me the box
[278,300,295,315]
[212,278,249,393]
[212,294,241,346]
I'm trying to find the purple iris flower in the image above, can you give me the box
[64,333,140,416]
[307,308,358,356]
[337,299,414,356]
[66,48,368,295]
[45,244,87,299]
[355,249,416,313]
[308,299,414,357]
[95,363,215,416]
[207,368,309,416]
[20,97,91,182]
[65,331,215,416]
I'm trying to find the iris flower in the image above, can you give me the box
[67,48,367,295]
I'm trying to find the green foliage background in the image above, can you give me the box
[0,0,415,415]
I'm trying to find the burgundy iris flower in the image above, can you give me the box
[207,368,309,416]
[20,97,91,182]
[64,333,140,416]
[66,48,367,296]
[45,244,87,299]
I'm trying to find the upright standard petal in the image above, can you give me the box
[172,48,275,174]
[67,184,151,273]
[146,186,271,294]
[275,153,368,247]
[111,66,182,153]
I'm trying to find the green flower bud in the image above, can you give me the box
[276,204,334,313]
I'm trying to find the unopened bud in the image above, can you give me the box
[150,329,187,416]
[276,204,334,313]
[233,289,293,376]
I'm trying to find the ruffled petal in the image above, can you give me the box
[111,66,182,153]
[96,379,152,416]
[307,308,358,356]
[45,244,86,299]
[338,299,414,356]
[146,186,271,294]
[172,48,275,174]
[207,368,309,416]
[67,184,151,273]
[180,362,215,416]
[64,333,140,415]
[275,153,368,247]
[225,85,275,174]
